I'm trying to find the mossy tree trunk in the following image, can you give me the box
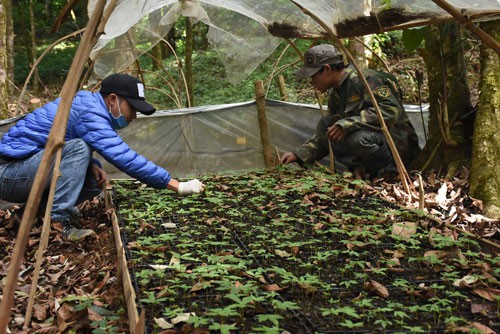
[149,10,163,71]
[0,0,9,118]
[5,0,12,95]
[413,23,472,178]
[469,20,500,219]
[28,0,39,92]
[185,17,194,107]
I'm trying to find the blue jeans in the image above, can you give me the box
[0,139,102,222]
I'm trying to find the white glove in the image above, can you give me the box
[178,179,206,195]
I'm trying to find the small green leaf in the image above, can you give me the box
[402,27,427,52]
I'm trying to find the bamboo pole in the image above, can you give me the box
[23,150,62,328]
[254,80,275,169]
[431,0,500,54]
[291,1,413,195]
[314,90,335,173]
[277,75,288,101]
[0,1,106,331]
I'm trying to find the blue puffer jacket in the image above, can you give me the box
[0,91,171,189]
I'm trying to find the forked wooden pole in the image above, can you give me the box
[0,1,106,331]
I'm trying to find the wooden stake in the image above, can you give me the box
[107,192,140,333]
[314,90,335,173]
[277,75,288,101]
[0,1,106,331]
[417,173,425,211]
[254,80,275,170]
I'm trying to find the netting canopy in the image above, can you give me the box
[88,0,500,83]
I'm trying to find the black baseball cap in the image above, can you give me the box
[100,74,156,115]
[295,45,344,78]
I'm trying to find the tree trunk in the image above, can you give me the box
[469,20,500,219]
[185,17,193,107]
[347,38,366,69]
[0,0,9,118]
[28,0,39,92]
[5,0,13,95]
[413,23,472,178]
[149,10,162,71]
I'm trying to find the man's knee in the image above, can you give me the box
[62,139,92,162]
[346,131,385,153]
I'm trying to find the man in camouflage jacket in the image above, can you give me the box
[281,44,419,178]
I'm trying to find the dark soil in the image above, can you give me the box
[1,166,497,333]
[114,168,500,334]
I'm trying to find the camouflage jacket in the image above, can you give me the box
[295,65,419,165]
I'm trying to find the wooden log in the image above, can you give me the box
[29,98,41,111]
[109,200,140,333]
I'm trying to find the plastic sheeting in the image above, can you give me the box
[88,0,500,83]
[0,99,429,179]
[88,0,297,83]
[94,99,429,179]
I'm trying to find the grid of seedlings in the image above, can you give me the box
[113,168,499,334]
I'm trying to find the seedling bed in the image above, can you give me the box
[113,168,499,333]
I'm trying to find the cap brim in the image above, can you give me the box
[125,97,156,115]
[295,66,322,78]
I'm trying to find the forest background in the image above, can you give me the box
[0,0,498,218]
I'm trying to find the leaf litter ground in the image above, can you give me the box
[1,166,498,333]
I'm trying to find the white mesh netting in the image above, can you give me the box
[88,0,500,84]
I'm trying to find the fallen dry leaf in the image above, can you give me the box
[262,284,286,292]
[406,287,437,301]
[473,287,500,302]
[171,312,195,324]
[275,249,292,258]
[154,317,174,329]
[471,322,496,334]
[391,222,417,239]
[470,302,496,315]
[364,280,389,298]
[190,281,211,292]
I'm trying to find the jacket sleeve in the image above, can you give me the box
[335,73,404,135]
[73,98,172,189]
[294,114,339,164]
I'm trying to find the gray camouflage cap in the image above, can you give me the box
[295,44,344,78]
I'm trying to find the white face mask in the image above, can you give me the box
[109,96,128,129]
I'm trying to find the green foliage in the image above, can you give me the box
[402,27,427,53]
[12,0,88,85]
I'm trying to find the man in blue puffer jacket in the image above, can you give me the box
[0,74,205,241]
